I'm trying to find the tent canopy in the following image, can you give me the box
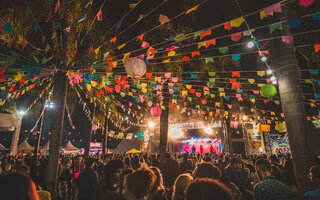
[126,148,141,154]
[18,139,34,151]
[61,141,81,153]
[0,143,8,151]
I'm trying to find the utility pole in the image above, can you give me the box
[34,108,45,159]
[102,112,109,156]
[159,81,170,163]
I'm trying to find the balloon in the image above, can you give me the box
[260,84,277,98]
[150,106,161,116]
[125,57,147,78]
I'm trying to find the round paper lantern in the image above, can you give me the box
[150,106,162,116]
[125,57,147,78]
[260,84,277,98]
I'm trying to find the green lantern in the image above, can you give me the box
[260,84,277,98]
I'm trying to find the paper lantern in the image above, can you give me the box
[125,57,147,78]
[150,106,162,116]
[260,84,277,98]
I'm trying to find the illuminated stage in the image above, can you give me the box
[181,137,223,155]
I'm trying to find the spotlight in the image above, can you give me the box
[266,69,272,75]
[125,116,128,120]
[243,115,248,120]
[204,128,213,134]
[18,110,25,116]
[261,56,267,62]
[272,80,277,85]
[170,128,184,138]
[247,41,254,48]
[148,122,155,128]
[270,76,276,81]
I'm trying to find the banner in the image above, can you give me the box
[269,134,291,155]
[246,123,266,155]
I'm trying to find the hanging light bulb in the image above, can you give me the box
[270,76,276,81]
[247,41,254,48]
[266,69,273,75]
[272,80,277,84]
[261,56,267,62]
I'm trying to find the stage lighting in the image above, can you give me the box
[18,110,25,116]
[170,128,183,138]
[266,69,272,75]
[148,122,155,128]
[247,41,254,48]
[205,128,213,134]
[243,115,248,120]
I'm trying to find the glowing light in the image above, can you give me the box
[18,110,25,116]
[204,128,213,134]
[270,76,276,81]
[8,127,15,131]
[259,147,264,152]
[148,122,155,128]
[125,116,128,120]
[247,41,254,48]
[266,69,272,75]
[272,80,277,85]
[170,128,184,138]
[261,56,267,62]
[243,115,248,120]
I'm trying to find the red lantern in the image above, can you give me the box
[150,106,161,116]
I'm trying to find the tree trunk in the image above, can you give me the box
[47,70,68,197]
[159,82,170,163]
[34,108,44,159]
[102,113,109,156]
[273,6,312,197]
[84,104,96,158]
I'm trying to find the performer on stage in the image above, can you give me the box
[200,145,204,154]
[192,145,196,154]
[210,144,214,154]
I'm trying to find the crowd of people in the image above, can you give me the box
[0,152,319,200]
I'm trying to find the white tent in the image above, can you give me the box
[40,140,50,153]
[61,141,81,153]
[0,143,8,151]
[18,139,34,152]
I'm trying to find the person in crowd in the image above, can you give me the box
[210,145,214,154]
[225,157,249,193]
[180,154,193,173]
[185,178,234,200]
[123,167,156,200]
[118,168,133,194]
[172,173,193,200]
[37,190,51,200]
[57,158,73,200]
[303,165,320,200]
[192,161,220,179]
[102,191,125,200]
[0,173,40,200]
[71,155,85,200]
[77,158,98,200]
[148,167,166,200]
[94,159,124,200]
[14,164,31,177]
[131,156,141,170]
[161,153,180,187]
[254,158,295,200]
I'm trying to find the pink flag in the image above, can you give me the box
[54,0,60,13]
[168,83,174,88]
[159,14,169,25]
[258,50,269,56]
[129,102,132,107]
[166,45,177,50]
[141,41,150,49]
[282,35,293,44]
[165,72,171,79]
[264,2,281,16]
[172,77,178,82]
[236,94,243,101]
[138,54,145,60]
[147,54,154,60]
[45,11,52,23]
[299,0,315,7]
[97,9,102,21]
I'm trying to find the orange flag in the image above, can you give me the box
[137,34,144,41]
[224,22,232,30]
[110,36,117,44]
[192,51,200,58]
[200,29,212,40]
[314,44,320,52]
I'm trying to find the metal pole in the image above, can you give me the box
[10,115,23,156]
[34,108,45,159]
[102,113,109,156]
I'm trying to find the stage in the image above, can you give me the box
[180,137,223,154]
